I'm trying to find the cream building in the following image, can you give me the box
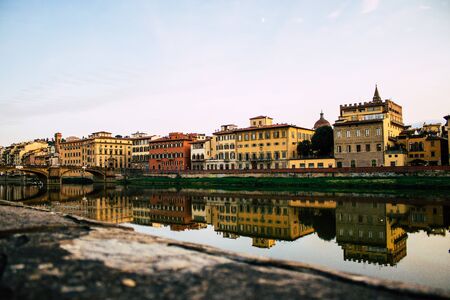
[207,124,238,170]
[191,137,214,170]
[130,132,160,170]
[334,86,405,167]
[235,116,314,170]
[59,131,132,169]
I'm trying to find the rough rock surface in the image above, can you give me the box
[0,203,448,300]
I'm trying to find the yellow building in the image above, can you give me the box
[334,86,405,167]
[207,124,238,170]
[394,124,449,166]
[59,131,132,169]
[384,150,408,167]
[3,140,48,166]
[288,158,336,169]
[235,116,314,170]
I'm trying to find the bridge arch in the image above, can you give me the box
[60,167,106,182]
[2,167,49,184]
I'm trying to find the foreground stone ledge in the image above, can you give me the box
[0,201,448,300]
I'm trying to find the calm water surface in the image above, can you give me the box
[1,184,449,291]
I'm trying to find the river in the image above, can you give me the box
[1,183,449,291]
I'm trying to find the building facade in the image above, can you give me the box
[148,132,200,171]
[129,132,160,170]
[59,131,132,169]
[1,140,49,166]
[235,116,314,170]
[190,138,214,170]
[333,86,405,167]
[207,124,238,170]
[393,124,449,166]
[288,158,336,169]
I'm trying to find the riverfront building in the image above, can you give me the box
[148,132,202,171]
[393,124,449,166]
[333,86,405,167]
[1,140,49,166]
[207,124,238,170]
[235,116,314,170]
[59,131,132,169]
[190,137,214,170]
[129,132,160,170]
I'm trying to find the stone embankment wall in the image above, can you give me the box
[140,166,450,179]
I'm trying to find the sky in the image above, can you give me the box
[0,0,449,145]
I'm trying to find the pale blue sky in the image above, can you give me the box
[1,0,449,145]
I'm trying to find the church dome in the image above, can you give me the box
[313,111,331,130]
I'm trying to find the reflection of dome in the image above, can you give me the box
[313,111,331,130]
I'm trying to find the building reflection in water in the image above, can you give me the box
[2,184,449,267]
[336,202,408,266]
[133,192,207,231]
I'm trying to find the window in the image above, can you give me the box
[347,145,351,153]
[376,144,382,151]
[356,145,361,152]
[371,160,377,167]
[337,131,342,138]
[376,128,381,136]
[431,151,435,157]
[351,160,356,167]
[337,146,342,153]
[346,130,351,138]
[365,129,370,136]
[308,163,314,168]
[356,129,361,137]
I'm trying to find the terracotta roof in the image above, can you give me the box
[333,119,383,126]
[149,136,193,143]
[250,115,273,120]
[190,138,211,144]
[234,123,313,132]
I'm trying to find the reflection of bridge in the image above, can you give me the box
[0,166,117,185]
[18,185,107,205]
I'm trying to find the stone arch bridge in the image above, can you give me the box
[0,166,117,185]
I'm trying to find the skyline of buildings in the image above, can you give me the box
[1,86,449,170]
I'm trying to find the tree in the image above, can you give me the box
[311,126,334,157]
[297,140,312,158]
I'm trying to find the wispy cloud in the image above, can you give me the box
[419,4,431,10]
[361,0,380,14]
[328,9,342,19]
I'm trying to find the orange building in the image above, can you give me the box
[148,132,200,171]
